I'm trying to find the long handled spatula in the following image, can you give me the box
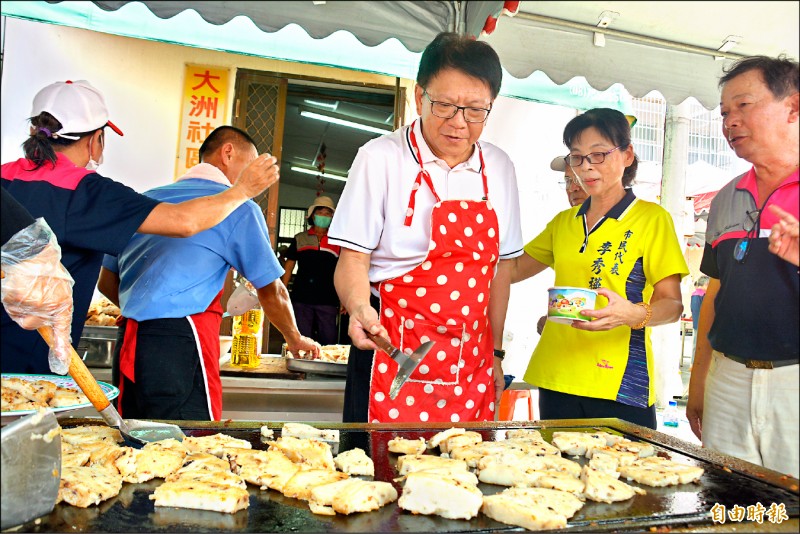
[366,332,434,400]
[37,326,186,446]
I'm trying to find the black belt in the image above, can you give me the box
[722,353,799,369]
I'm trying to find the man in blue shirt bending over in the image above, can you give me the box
[99,126,319,421]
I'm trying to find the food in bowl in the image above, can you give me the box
[547,287,597,324]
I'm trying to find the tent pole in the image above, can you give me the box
[513,12,744,61]
[450,1,465,34]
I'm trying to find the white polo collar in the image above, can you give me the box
[409,120,482,172]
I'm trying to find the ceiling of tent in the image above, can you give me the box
[486,1,800,108]
[85,0,499,51]
[4,1,799,110]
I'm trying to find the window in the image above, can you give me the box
[277,206,307,249]
[688,100,738,170]
[630,95,666,164]
[629,94,739,171]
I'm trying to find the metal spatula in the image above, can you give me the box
[37,326,185,446]
[366,332,434,400]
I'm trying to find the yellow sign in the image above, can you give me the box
[175,65,230,179]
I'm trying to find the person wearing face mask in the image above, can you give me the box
[1,80,281,376]
[509,108,688,430]
[281,196,342,345]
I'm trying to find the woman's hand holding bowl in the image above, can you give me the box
[572,288,646,331]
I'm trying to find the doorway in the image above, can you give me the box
[224,69,403,352]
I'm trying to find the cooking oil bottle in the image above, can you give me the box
[231,307,264,368]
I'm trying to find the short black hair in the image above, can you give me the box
[719,55,799,100]
[417,32,502,99]
[563,108,639,187]
[198,126,257,162]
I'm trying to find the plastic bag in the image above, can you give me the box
[1,218,74,374]
[226,278,259,316]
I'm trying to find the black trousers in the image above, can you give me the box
[342,295,381,423]
[117,318,211,420]
[538,387,657,430]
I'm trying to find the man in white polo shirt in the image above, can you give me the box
[329,32,523,423]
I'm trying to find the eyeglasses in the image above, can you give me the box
[423,91,491,123]
[561,176,580,189]
[565,146,622,167]
[733,209,761,263]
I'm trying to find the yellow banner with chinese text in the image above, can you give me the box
[175,65,229,179]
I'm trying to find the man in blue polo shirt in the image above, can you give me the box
[99,126,319,420]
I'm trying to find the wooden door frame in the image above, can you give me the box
[223,69,403,347]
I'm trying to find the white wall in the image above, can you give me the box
[1,18,406,196]
[481,96,578,381]
[0,18,394,302]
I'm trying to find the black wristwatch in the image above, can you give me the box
[493,349,505,360]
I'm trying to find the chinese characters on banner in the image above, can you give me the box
[175,65,230,179]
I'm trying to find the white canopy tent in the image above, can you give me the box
[487,1,799,108]
[4,0,792,404]
[2,1,798,110]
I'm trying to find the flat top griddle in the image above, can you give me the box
[11,418,799,533]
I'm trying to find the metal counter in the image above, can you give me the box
[12,418,799,533]
[86,368,345,422]
[219,374,345,422]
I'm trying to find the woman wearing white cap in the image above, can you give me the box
[281,196,342,345]
[1,79,280,375]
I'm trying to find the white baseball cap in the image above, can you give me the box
[307,196,336,218]
[31,80,123,139]
[550,156,568,172]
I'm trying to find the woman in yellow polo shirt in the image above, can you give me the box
[510,108,688,429]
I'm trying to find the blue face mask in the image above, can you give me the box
[313,215,332,228]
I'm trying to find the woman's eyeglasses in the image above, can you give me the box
[733,209,762,263]
[565,146,621,167]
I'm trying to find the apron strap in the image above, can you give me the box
[405,123,441,226]
[476,141,490,200]
[117,317,139,417]
[116,291,224,417]
[405,125,491,226]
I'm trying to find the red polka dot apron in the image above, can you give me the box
[367,123,500,423]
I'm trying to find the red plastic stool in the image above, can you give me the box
[498,389,534,421]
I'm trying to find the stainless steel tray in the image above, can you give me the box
[285,357,348,377]
[80,325,118,339]
[78,326,118,368]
